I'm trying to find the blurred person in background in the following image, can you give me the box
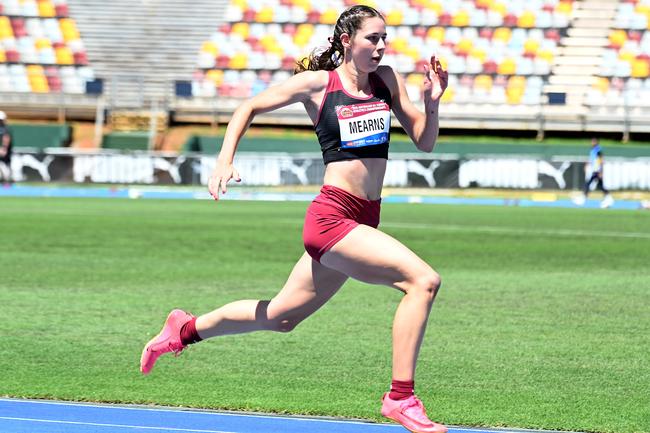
[0,111,12,183]
[575,138,613,208]
[141,5,448,433]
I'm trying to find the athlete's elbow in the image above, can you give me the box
[235,99,255,116]
[231,100,258,126]
[414,127,438,153]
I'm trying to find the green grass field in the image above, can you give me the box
[1,197,649,433]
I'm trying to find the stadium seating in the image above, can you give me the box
[586,1,650,114]
[601,29,650,78]
[0,0,94,94]
[192,0,575,107]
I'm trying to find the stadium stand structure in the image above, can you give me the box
[1,0,649,136]
[544,0,650,136]
[187,0,650,136]
[66,0,228,108]
[189,0,574,129]
[0,0,99,119]
[584,0,650,128]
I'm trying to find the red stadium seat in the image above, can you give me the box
[6,49,21,62]
[54,4,69,17]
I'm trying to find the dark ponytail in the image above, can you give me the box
[294,5,384,74]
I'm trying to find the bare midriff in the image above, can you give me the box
[323,158,387,201]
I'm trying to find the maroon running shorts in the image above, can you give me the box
[303,185,381,263]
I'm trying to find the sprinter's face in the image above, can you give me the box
[344,17,387,72]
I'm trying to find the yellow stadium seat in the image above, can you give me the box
[357,0,378,8]
[618,50,635,63]
[0,17,13,39]
[636,4,650,14]
[452,10,470,27]
[232,0,247,8]
[537,49,554,63]
[260,34,277,50]
[35,38,53,50]
[634,4,650,28]
[508,75,526,89]
[229,52,248,69]
[255,6,274,23]
[441,86,454,103]
[493,27,512,43]
[556,1,573,15]
[59,18,80,42]
[27,64,44,76]
[631,58,650,78]
[405,46,420,61]
[296,23,314,36]
[231,22,249,39]
[456,38,473,56]
[201,41,218,57]
[294,24,314,47]
[391,37,408,53]
[293,33,310,48]
[38,0,56,17]
[268,44,283,56]
[320,8,338,24]
[55,46,74,64]
[386,10,403,26]
[426,27,445,43]
[592,77,609,93]
[423,0,443,15]
[206,69,224,86]
[506,76,526,104]
[506,87,523,104]
[27,65,49,92]
[469,47,487,63]
[518,11,536,28]
[476,0,493,9]
[498,58,516,75]
[608,29,627,48]
[474,74,493,91]
[30,76,50,93]
[292,0,311,12]
[492,1,507,16]
[523,39,540,56]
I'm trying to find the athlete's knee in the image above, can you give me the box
[258,301,303,333]
[267,315,302,333]
[408,270,442,303]
[274,317,302,333]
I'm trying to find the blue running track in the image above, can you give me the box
[0,398,546,433]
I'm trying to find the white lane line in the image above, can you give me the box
[0,416,236,433]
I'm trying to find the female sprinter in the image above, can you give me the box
[141,5,448,433]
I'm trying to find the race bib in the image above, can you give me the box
[336,101,390,149]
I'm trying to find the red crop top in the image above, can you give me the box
[314,70,393,164]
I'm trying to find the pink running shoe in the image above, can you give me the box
[381,393,448,433]
[140,309,194,375]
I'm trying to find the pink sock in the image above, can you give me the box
[389,379,414,400]
[180,317,202,345]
